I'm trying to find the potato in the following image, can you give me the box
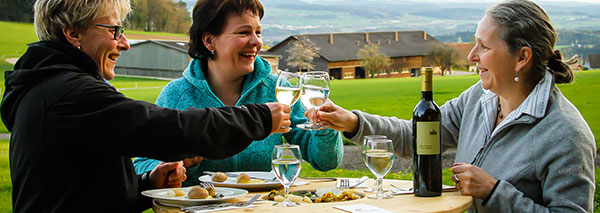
[211,172,228,182]
[303,196,313,203]
[289,194,303,203]
[236,173,251,183]
[188,186,209,199]
[172,188,185,197]
[274,195,285,202]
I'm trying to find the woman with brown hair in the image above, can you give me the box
[316,0,595,211]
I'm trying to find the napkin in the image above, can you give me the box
[333,204,392,213]
[187,204,257,213]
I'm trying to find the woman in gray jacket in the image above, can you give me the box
[317,0,595,212]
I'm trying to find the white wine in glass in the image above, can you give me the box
[362,135,388,192]
[365,139,394,199]
[275,87,301,106]
[275,71,302,130]
[297,71,330,130]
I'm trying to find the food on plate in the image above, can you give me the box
[262,189,360,203]
[188,186,209,199]
[236,173,251,183]
[166,188,185,197]
[211,172,228,182]
[314,190,360,203]
[205,186,216,197]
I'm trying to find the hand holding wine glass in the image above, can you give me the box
[297,71,330,130]
[271,144,302,207]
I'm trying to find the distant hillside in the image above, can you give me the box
[183,0,600,43]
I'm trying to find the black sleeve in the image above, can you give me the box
[53,77,272,162]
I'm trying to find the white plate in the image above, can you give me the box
[141,186,248,207]
[199,171,308,190]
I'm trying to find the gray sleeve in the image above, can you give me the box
[345,110,413,158]
[484,126,596,212]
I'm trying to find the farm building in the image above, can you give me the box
[588,54,600,69]
[115,40,190,79]
[267,31,448,80]
[115,40,280,79]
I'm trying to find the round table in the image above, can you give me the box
[152,178,472,213]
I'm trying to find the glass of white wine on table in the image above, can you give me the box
[297,71,330,130]
[365,139,394,199]
[275,71,302,130]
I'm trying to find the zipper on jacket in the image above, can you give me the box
[470,119,534,166]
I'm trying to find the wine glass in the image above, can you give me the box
[271,144,302,207]
[275,71,302,129]
[362,135,388,192]
[296,71,330,130]
[365,139,394,199]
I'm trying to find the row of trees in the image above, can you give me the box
[285,38,458,78]
[126,0,191,34]
[0,0,191,34]
[0,0,35,22]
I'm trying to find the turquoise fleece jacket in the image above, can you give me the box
[133,56,343,186]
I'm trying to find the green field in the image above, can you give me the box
[0,20,598,212]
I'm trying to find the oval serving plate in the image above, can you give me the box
[199,171,308,190]
[141,186,248,207]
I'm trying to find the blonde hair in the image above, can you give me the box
[34,0,131,41]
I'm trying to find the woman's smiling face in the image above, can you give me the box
[209,10,263,76]
[468,14,520,93]
[79,10,130,80]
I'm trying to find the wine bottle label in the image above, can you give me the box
[416,121,440,155]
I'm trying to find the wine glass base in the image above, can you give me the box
[296,123,329,130]
[273,200,300,207]
[363,188,389,192]
[367,193,393,199]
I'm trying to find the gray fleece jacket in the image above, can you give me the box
[346,71,595,212]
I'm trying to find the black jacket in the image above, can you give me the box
[1,41,272,212]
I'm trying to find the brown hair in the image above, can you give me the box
[188,0,264,60]
[487,0,575,84]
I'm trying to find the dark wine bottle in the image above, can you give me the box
[412,68,442,197]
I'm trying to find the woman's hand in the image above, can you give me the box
[312,100,359,134]
[265,103,291,134]
[149,161,187,189]
[451,163,498,199]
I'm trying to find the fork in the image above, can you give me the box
[338,178,350,188]
[199,181,224,199]
[180,194,261,212]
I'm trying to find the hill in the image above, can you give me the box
[184,0,600,43]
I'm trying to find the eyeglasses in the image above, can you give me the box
[94,24,124,40]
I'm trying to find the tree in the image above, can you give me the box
[285,38,320,72]
[127,0,191,33]
[357,43,392,78]
[428,44,458,76]
[0,0,35,22]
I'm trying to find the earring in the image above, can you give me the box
[514,71,519,82]
[211,49,215,55]
[77,46,81,50]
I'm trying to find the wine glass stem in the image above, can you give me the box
[376,177,384,196]
[284,184,290,201]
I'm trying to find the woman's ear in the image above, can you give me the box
[515,46,533,72]
[202,33,214,51]
[62,28,82,49]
